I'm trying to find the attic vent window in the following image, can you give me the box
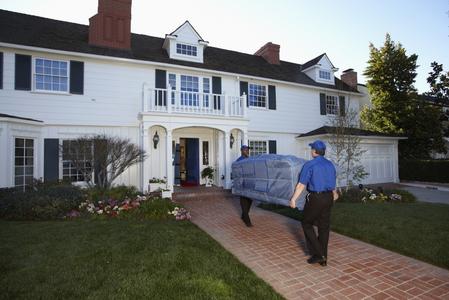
[176,43,197,56]
[319,70,331,80]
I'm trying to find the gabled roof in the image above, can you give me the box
[297,126,405,138]
[0,9,358,93]
[301,53,326,70]
[168,20,206,43]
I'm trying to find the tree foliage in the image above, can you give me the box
[426,61,449,103]
[327,109,368,188]
[361,34,446,158]
[62,134,146,189]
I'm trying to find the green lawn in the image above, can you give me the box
[259,202,449,269]
[0,219,283,300]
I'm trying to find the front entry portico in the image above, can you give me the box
[140,113,249,192]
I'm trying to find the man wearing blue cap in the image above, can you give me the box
[236,145,253,227]
[289,140,338,266]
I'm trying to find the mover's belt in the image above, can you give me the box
[309,191,332,194]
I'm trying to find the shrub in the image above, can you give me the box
[384,189,417,203]
[399,160,449,183]
[86,185,140,202]
[0,181,84,220]
[119,198,179,220]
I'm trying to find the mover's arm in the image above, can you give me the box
[289,183,306,208]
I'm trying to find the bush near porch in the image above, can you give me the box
[399,159,449,183]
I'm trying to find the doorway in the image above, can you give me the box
[179,138,199,186]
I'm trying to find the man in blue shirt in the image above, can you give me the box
[289,140,338,267]
[236,145,253,227]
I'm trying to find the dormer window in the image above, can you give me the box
[163,21,208,63]
[176,43,197,56]
[319,70,331,80]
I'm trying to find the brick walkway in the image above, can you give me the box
[180,194,449,300]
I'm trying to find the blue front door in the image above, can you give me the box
[185,138,199,185]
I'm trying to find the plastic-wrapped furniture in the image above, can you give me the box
[231,154,308,209]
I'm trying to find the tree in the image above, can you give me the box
[426,61,449,104]
[361,34,446,158]
[62,134,146,189]
[327,108,368,189]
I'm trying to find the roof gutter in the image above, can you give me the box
[0,42,361,96]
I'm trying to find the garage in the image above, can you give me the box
[296,126,405,186]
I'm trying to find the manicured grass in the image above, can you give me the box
[0,219,283,300]
[259,202,449,269]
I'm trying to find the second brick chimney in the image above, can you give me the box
[254,42,280,65]
[341,68,358,88]
[89,0,132,50]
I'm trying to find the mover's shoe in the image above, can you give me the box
[307,255,327,266]
[242,215,253,227]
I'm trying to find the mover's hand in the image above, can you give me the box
[333,190,339,202]
[289,199,296,209]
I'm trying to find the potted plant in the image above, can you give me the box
[201,166,215,187]
[161,188,172,199]
[148,177,167,192]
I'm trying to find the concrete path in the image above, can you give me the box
[182,196,449,300]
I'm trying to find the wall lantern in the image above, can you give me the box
[230,133,235,149]
[153,131,160,149]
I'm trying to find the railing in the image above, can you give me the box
[142,87,247,118]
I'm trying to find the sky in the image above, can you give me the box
[1,0,448,93]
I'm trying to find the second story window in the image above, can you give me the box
[249,84,267,108]
[176,43,197,56]
[180,75,199,106]
[34,58,68,92]
[326,95,339,115]
[319,70,331,80]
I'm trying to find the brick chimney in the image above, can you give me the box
[89,0,132,50]
[341,68,358,88]
[254,42,280,65]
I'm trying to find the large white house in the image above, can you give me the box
[0,0,403,191]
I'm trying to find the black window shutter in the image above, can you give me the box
[15,54,31,90]
[240,81,248,107]
[44,139,60,182]
[70,61,84,94]
[339,95,346,116]
[0,52,3,89]
[212,76,222,110]
[320,93,326,115]
[268,140,277,154]
[155,69,167,106]
[268,85,276,110]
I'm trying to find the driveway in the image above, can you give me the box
[400,186,449,205]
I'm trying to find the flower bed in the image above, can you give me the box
[339,186,416,203]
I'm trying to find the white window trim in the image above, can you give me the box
[60,139,93,183]
[316,68,334,84]
[166,73,212,94]
[325,94,339,115]
[32,57,70,95]
[175,43,198,57]
[248,82,268,110]
[319,69,331,80]
[249,139,269,156]
[13,136,37,189]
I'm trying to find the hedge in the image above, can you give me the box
[399,160,449,183]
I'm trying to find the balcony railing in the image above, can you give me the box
[142,87,247,118]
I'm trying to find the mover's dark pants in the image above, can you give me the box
[240,196,253,220]
[301,192,333,258]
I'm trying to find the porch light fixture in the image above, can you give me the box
[153,131,160,149]
[230,133,235,149]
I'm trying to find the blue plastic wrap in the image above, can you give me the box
[231,154,308,209]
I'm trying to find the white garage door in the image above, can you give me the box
[360,143,396,184]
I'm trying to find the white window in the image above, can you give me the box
[180,75,199,106]
[14,138,34,189]
[62,140,92,182]
[169,73,176,104]
[249,84,267,108]
[326,95,339,115]
[176,43,197,56]
[203,77,210,107]
[34,58,68,92]
[249,140,267,156]
[319,70,331,80]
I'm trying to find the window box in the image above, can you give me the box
[161,189,172,199]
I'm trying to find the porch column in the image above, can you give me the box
[166,129,173,190]
[224,130,232,189]
[243,130,249,147]
[142,127,151,193]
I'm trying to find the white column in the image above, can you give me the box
[166,129,173,190]
[242,93,248,118]
[224,131,232,189]
[243,130,249,147]
[142,127,151,193]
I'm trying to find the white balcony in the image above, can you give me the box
[142,87,247,118]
